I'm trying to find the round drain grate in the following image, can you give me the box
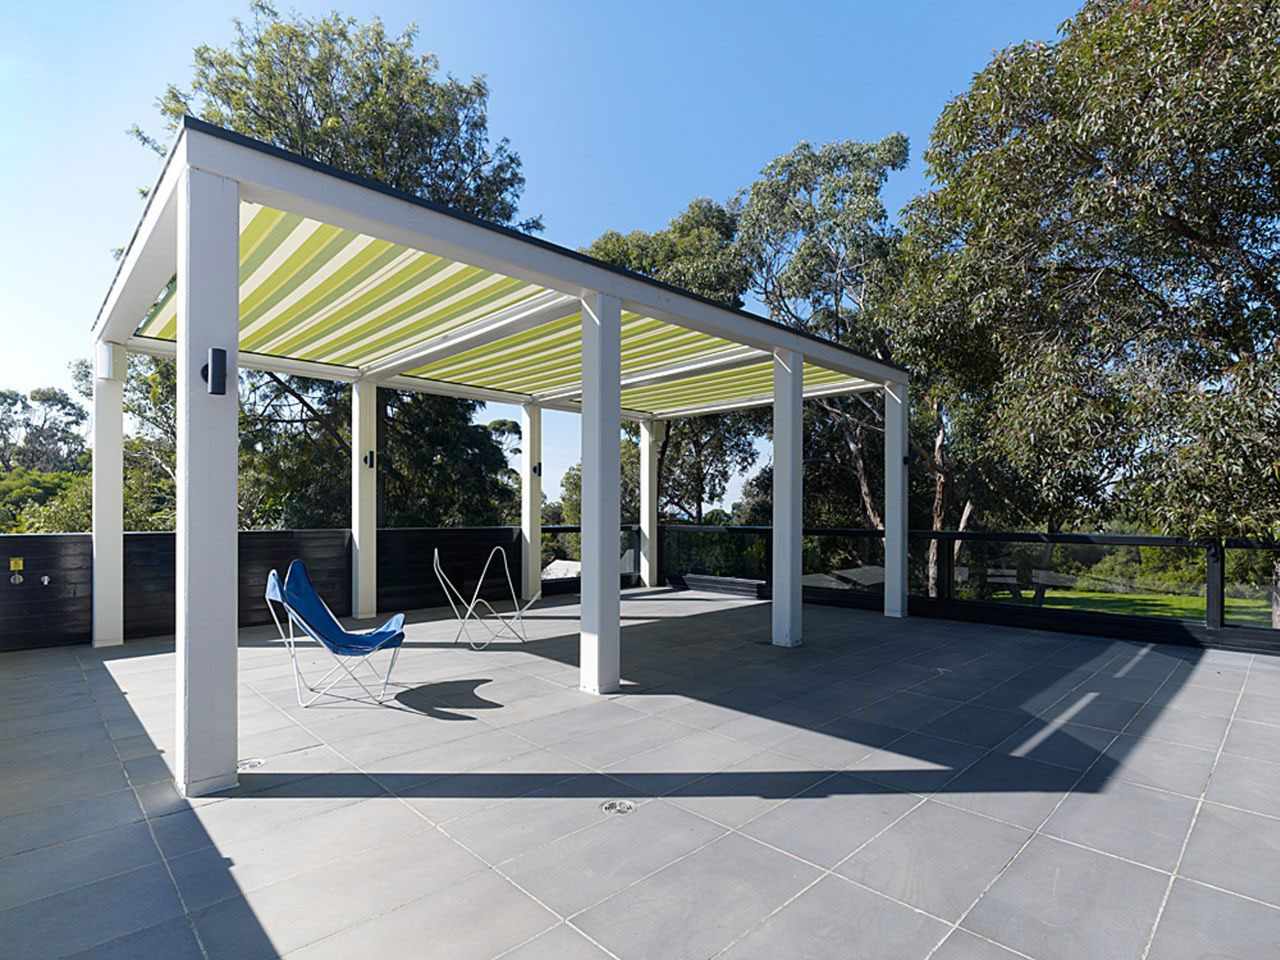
[237,758,265,772]
[601,799,637,817]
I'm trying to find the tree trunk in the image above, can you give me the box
[1030,521,1060,606]
[845,420,884,530]
[1272,555,1280,630]
[926,422,948,598]
[656,424,672,518]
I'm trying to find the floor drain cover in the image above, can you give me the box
[601,799,637,816]
[237,758,265,772]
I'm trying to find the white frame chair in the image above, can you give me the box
[433,546,539,650]
[265,566,403,707]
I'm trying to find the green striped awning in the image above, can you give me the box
[133,202,874,416]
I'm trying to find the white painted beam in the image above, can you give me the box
[771,349,803,647]
[183,125,906,387]
[579,292,622,695]
[520,402,542,602]
[535,346,767,402]
[91,341,126,648]
[174,167,241,798]
[654,379,880,421]
[359,291,579,380]
[129,335,655,419]
[127,336,361,383]
[352,379,378,619]
[884,380,909,618]
[639,419,664,588]
[93,141,185,346]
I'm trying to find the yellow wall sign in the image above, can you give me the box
[9,558,22,572]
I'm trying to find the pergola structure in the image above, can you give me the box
[91,117,910,797]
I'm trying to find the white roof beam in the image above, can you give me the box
[359,290,578,380]
[654,379,880,420]
[385,374,650,421]
[94,140,186,345]
[180,124,906,387]
[535,345,767,403]
[128,334,651,418]
[127,335,361,382]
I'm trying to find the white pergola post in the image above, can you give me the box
[174,167,241,798]
[91,341,126,647]
[639,419,664,588]
[579,291,622,694]
[884,380,909,617]
[772,349,803,647]
[351,379,378,619]
[520,402,542,602]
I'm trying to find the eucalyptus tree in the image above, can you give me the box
[583,199,762,521]
[898,0,1280,612]
[731,135,985,590]
[135,1,538,230]
[735,136,914,529]
[118,2,541,529]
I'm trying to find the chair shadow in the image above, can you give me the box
[392,678,502,720]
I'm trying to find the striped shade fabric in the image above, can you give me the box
[134,202,874,416]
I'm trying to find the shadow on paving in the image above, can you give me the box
[1,590,1213,960]
[230,594,1201,802]
[0,647,278,960]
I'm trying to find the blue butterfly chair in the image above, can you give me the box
[265,559,405,706]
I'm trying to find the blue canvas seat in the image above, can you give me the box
[265,559,404,706]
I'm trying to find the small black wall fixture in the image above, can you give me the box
[363,451,375,468]
[201,348,227,395]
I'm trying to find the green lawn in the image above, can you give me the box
[968,587,1274,629]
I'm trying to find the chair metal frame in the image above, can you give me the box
[265,571,402,707]
[433,546,539,650]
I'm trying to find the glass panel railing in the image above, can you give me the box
[952,539,1207,622]
[538,525,638,581]
[909,535,943,597]
[621,526,640,577]
[803,531,884,594]
[540,525,581,581]
[1225,544,1280,630]
[661,525,769,581]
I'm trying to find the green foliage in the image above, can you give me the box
[0,467,77,530]
[736,135,909,349]
[560,437,640,524]
[899,0,1280,539]
[586,198,751,308]
[582,200,762,521]
[75,2,542,533]
[0,388,87,475]
[140,1,540,231]
[380,392,519,527]
[0,386,91,531]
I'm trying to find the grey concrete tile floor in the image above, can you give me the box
[1,588,1278,958]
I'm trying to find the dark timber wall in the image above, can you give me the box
[0,535,93,651]
[378,527,521,613]
[121,530,353,640]
[0,528,528,651]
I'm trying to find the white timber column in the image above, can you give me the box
[175,166,241,798]
[520,402,542,602]
[579,291,622,694]
[91,340,126,647]
[639,419,664,588]
[772,349,803,647]
[884,380,909,617]
[351,379,378,619]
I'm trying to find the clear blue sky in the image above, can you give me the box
[0,0,1078,504]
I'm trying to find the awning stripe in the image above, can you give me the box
[132,201,875,413]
